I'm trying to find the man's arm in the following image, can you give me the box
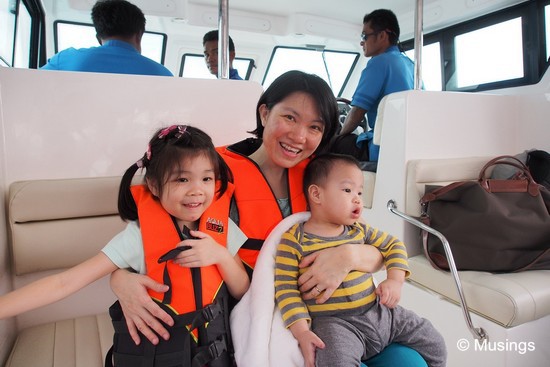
[339,106,367,135]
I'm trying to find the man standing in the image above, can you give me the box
[41,0,173,76]
[203,30,243,80]
[333,9,414,162]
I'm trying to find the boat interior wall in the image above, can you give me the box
[0,68,262,183]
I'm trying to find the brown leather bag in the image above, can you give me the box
[420,155,550,272]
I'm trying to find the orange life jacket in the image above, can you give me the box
[131,184,232,314]
[105,184,235,367]
[218,143,308,269]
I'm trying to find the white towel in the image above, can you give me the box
[230,211,311,367]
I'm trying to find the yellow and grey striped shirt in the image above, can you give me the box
[274,221,410,328]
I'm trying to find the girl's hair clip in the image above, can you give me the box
[136,145,152,168]
[158,125,187,139]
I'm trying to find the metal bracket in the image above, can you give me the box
[387,200,488,341]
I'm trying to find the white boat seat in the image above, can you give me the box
[404,157,550,327]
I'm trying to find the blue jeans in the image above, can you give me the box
[361,343,428,367]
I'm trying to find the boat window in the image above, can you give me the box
[450,17,523,89]
[13,0,32,68]
[404,42,442,91]
[402,1,545,92]
[262,46,359,96]
[54,21,168,65]
[546,4,550,61]
[0,0,16,67]
[179,53,254,79]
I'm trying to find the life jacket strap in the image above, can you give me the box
[191,337,228,367]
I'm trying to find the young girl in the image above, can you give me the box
[0,125,249,367]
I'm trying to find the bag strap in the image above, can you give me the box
[420,181,469,205]
[478,155,540,196]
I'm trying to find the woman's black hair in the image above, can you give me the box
[118,125,232,221]
[249,70,339,154]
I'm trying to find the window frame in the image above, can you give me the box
[401,0,549,92]
[6,0,45,68]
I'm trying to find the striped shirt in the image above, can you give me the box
[274,221,410,328]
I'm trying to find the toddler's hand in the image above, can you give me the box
[375,278,403,308]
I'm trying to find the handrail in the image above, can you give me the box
[387,200,488,341]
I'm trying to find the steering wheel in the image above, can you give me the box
[336,97,367,131]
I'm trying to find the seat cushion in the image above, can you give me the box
[5,313,113,367]
[408,255,550,327]
[362,171,376,209]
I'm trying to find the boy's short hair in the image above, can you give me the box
[303,153,362,204]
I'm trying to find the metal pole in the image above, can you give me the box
[387,200,487,341]
[218,0,229,79]
[413,0,423,90]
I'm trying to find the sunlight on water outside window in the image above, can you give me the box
[454,18,523,88]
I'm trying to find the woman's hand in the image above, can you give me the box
[110,269,172,345]
[298,244,383,304]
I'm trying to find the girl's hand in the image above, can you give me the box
[110,269,172,345]
[172,230,227,267]
[173,230,250,301]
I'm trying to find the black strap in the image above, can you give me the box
[191,338,228,367]
[240,238,263,250]
[168,217,208,346]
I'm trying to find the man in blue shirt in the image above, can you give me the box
[41,0,173,76]
[203,30,243,80]
[333,9,414,162]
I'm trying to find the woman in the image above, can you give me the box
[110,70,427,367]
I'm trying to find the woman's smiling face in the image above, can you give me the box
[258,91,325,168]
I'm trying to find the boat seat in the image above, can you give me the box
[404,157,550,327]
[5,177,126,367]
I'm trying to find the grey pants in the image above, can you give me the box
[311,300,447,367]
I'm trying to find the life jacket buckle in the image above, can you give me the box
[202,302,222,323]
[208,338,227,359]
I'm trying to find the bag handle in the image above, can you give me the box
[478,155,539,196]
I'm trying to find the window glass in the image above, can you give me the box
[451,17,523,89]
[405,42,442,91]
[13,0,32,68]
[262,47,359,95]
[179,53,253,79]
[546,4,550,61]
[55,21,167,64]
[0,0,16,66]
